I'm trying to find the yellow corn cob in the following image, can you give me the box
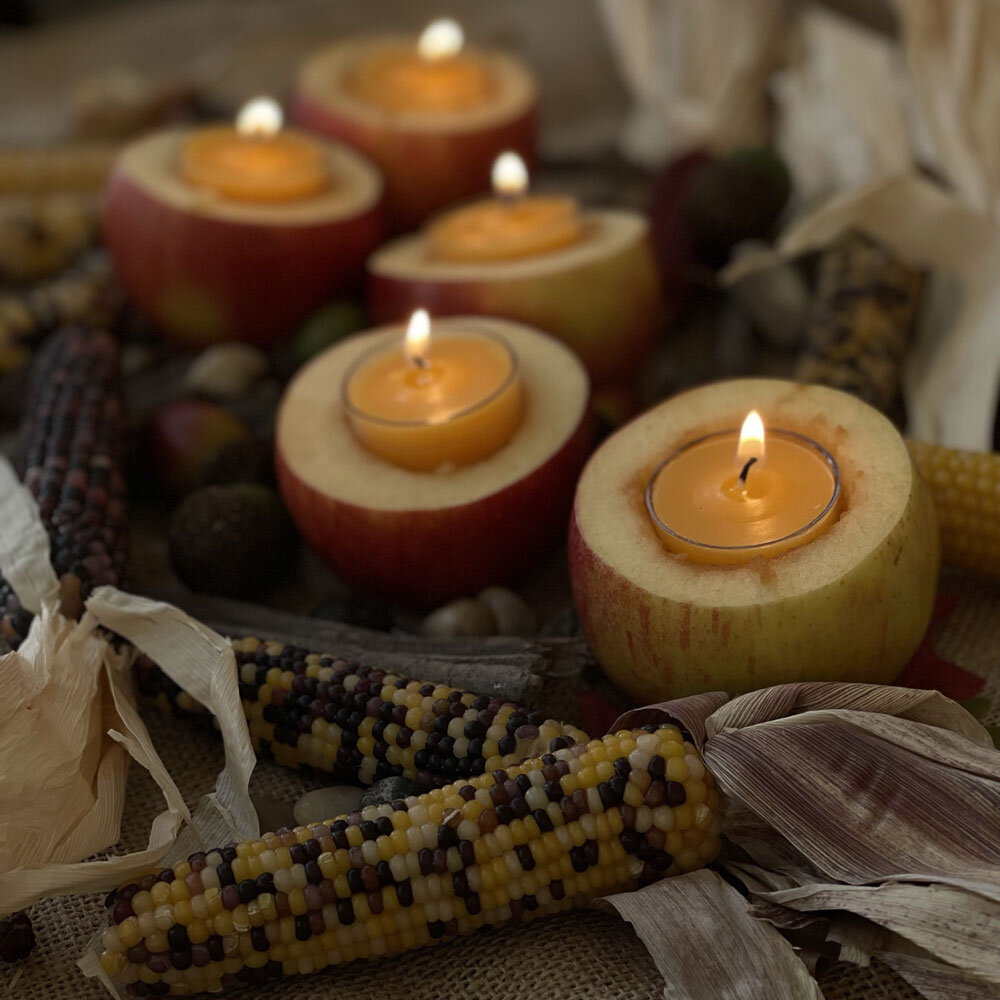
[135,637,589,791]
[97,724,721,995]
[908,439,1000,577]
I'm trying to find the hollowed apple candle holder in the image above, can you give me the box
[367,210,661,387]
[293,37,537,232]
[102,130,384,349]
[276,317,592,606]
[569,379,939,700]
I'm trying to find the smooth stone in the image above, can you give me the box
[421,597,496,638]
[360,777,421,808]
[293,786,363,827]
[251,793,296,835]
[185,344,269,400]
[476,586,536,636]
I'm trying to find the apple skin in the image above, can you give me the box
[367,236,661,386]
[277,411,593,607]
[569,463,939,701]
[293,92,536,232]
[103,168,384,349]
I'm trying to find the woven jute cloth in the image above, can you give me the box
[2,571,997,1000]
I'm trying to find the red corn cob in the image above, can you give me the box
[0,325,127,646]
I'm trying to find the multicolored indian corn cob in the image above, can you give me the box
[796,230,925,423]
[135,637,589,791]
[908,439,1000,578]
[0,325,127,646]
[98,722,721,995]
[0,249,115,363]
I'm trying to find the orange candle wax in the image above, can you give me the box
[427,151,583,261]
[346,19,494,114]
[180,97,330,202]
[342,311,522,471]
[647,411,841,564]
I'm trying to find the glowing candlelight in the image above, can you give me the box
[417,18,465,61]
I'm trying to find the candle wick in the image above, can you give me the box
[738,456,758,485]
[411,354,429,371]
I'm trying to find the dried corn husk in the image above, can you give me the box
[602,682,1000,999]
[0,458,258,917]
[595,0,784,166]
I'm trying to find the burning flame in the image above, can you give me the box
[737,410,765,469]
[405,309,431,366]
[491,151,528,198]
[236,97,282,138]
[418,18,464,61]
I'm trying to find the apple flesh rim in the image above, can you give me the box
[293,37,537,232]
[367,210,661,387]
[569,378,940,701]
[276,316,592,606]
[102,129,384,350]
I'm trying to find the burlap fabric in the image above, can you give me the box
[2,571,996,1000]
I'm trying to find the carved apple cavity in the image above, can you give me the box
[293,38,537,231]
[103,130,384,349]
[569,379,939,700]
[367,211,661,386]
[277,317,592,606]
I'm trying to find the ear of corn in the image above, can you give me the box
[0,249,114,355]
[97,723,721,995]
[135,637,589,791]
[0,325,127,646]
[907,439,1000,577]
[796,230,924,423]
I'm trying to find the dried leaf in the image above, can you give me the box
[599,869,824,1000]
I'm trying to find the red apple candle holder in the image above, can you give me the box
[103,103,384,350]
[367,153,662,386]
[569,379,939,700]
[276,315,592,606]
[292,21,537,232]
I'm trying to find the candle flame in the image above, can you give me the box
[491,151,529,198]
[417,18,464,61]
[236,97,283,138]
[737,410,765,468]
[405,309,431,366]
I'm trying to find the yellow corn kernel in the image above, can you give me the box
[908,439,1000,577]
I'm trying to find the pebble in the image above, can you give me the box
[293,786,363,827]
[476,586,536,636]
[185,344,269,400]
[251,793,296,835]
[421,597,496,638]
[360,777,421,808]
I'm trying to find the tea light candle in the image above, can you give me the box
[345,18,495,113]
[293,23,537,229]
[180,97,330,202]
[427,151,583,261]
[342,308,522,471]
[647,410,842,564]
